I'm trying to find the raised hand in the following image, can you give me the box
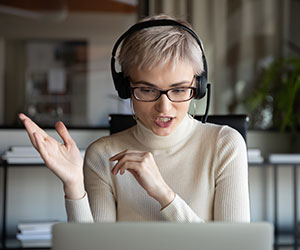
[19,113,85,199]
[110,150,175,208]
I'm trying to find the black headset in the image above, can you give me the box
[110,19,211,122]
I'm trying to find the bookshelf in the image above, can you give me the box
[23,40,88,128]
[0,160,51,250]
[249,162,300,250]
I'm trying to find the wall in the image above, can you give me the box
[0,12,136,127]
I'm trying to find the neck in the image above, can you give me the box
[133,114,196,150]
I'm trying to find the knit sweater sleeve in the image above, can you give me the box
[65,139,117,222]
[213,127,250,222]
[160,195,204,222]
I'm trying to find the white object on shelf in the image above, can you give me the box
[18,221,58,233]
[248,148,264,163]
[8,146,38,154]
[2,156,44,164]
[48,68,67,94]
[16,221,59,248]
[248,156,264,164]
[17,233,52,241]
[269,154,300,164]
[19,239,52,248]
[2,146,85,164]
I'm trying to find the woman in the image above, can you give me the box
[19,14,250,223]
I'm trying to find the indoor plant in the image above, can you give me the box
[246,57,300,132]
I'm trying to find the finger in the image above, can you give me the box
[55,121,74,146]
[19,113,48,139]
[113,161,141,176]
[111,161,122,175]
[22,119,38,148]
[18,113,29,121]
[33,132,48,163]
[109,150,145,161]
[111,153,145,175]
[111,159,134,175]
[109,150,128,161]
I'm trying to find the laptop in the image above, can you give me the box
[52,222,273,250]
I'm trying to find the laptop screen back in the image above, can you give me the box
[52,222,273,250]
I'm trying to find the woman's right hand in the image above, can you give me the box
[19,113,85,199]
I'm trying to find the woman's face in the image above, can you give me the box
[129,61,195,136]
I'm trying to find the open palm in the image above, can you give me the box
[19,113,83,186]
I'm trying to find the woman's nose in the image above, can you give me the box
[154,94,172,113]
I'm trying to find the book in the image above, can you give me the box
[8,146,38,154]
[269,154,300,164]
[247,148,264,163]
[17,233,51,241]
[248,148,262,157]
[4,150,40,157]
[1,146,42,164]
[18,221,58,233]
[2,156,44,164]
[2,146,85,164]
[17,221,58,248]
[19,239,52,248]
[248,156,264,164]
[18,228,52,235]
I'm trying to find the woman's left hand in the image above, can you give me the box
[110,150,175,208]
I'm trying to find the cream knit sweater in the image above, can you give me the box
[65,115,250,223]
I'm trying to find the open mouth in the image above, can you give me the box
[156,117,172,122]
[154,116,174,128]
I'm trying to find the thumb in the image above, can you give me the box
[55,121,74,146]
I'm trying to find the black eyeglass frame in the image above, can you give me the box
[130,86,196,102]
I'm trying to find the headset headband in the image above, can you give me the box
[111,19,208,81]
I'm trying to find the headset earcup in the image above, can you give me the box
[123,77,131,99]
[113,72,131,99]
[195,75,207,99]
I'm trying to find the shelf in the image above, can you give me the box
[249,161,300,166]
[0,163,45,167]
[27,95,72,102]
[1,238,50,249]
[275,233,300,247]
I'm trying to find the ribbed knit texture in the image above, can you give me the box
[65,115,250,222]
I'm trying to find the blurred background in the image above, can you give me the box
[0,0,299,131]
[0,0,300,244]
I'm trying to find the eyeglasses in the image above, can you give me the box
[131,86,196,102]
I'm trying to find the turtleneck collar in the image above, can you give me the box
[132,114,196,150]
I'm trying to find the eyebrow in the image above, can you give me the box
[131,80,192,88]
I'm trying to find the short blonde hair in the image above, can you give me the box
[118,14,204,77]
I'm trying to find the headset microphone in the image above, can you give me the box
[111,19,211,123]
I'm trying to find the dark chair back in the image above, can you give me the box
[109,114,137,134]
[109,114,249,143]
